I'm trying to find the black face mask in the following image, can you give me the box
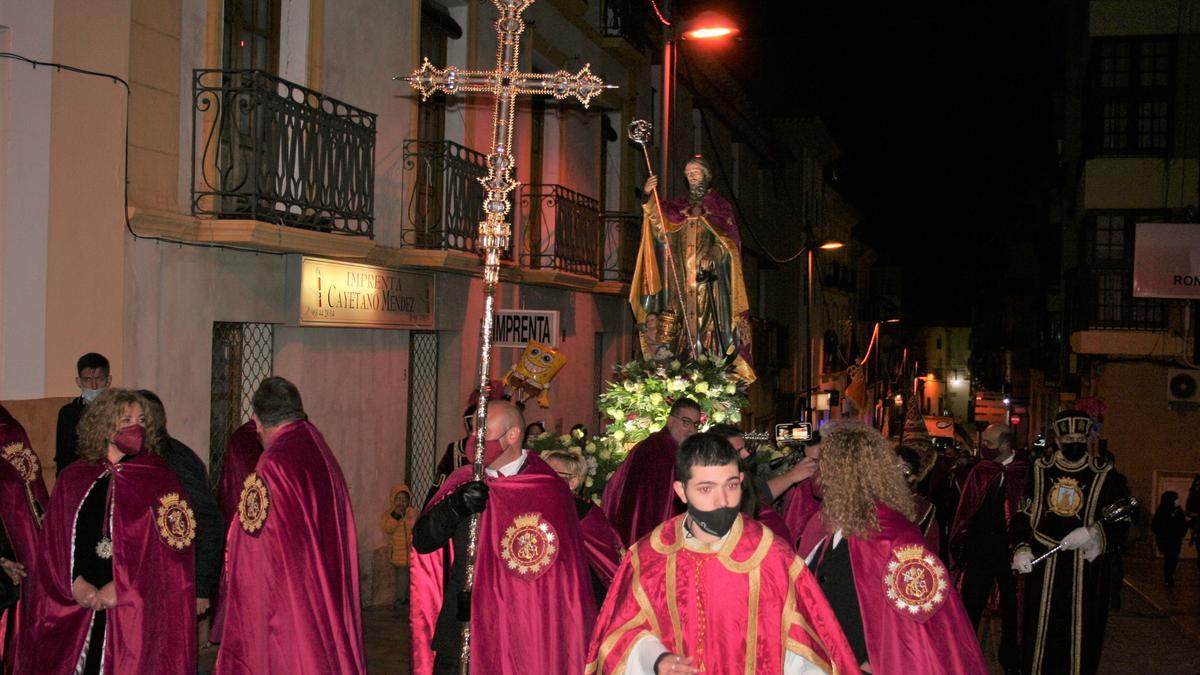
[1059,442,1088,462]
[687,504,739,538]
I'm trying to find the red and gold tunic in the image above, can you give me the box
[586,514,858,674]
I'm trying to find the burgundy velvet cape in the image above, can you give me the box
[781,479,821,548]
[215,421,263,525]
[209,420,263,640]
[601,429,682,547]
[214,421,365,675]
[21,453,196,675]
[410,453,597,674]
[949,454,1031,550]
[585,514,859,674]
[798,504,987,675]
[0,406,49,673]
[580,502,624,587]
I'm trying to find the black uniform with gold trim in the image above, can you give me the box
[1011,451,1129,675]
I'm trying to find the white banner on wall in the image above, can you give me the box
[491,310,559,348]
[1134,222,1200,299]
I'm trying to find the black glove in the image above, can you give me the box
[447,481,489,518]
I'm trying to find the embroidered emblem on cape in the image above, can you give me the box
[238,472,270,533]
[2,441,40,483]
[884,544,948,615]
[156,492,196,549]
[1048,477,1083,517]
[500,512,558,579]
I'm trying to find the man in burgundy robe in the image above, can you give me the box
[797,420,987,675]
[602,398,700,547]
[215,377,365,674]
[949,423,1029,674]
[22,391,196,674]
[411,400,596,674]
[0,404,50,672]
[586,433,857,674]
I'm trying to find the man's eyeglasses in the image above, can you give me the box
[670,414,700,429]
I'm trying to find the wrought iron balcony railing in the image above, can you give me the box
[192,69,376,236]
[600,0,657,50]
[401,139,491,253]
[600,211,640,282]
[520,184,601,278]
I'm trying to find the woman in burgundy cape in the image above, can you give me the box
[20,389,196,675]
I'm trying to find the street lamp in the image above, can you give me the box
[803,231,844,423]
[658,9,739,190]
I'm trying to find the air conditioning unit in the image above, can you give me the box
[1167,369,1200,404]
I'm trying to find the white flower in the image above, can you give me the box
[669,378,687,392]
[559,434,572,444]
[670,359,681,370]
[695,382,710,394]
[725,383,737,395]
[649,392,663,406]
[712,410,726,422]
[624,380,637,392]
[613,430,626,441]
[599,449,611,460]
[585,441,597,452]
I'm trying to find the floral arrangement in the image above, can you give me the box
[525,357,749,505]
[596,356,749,446]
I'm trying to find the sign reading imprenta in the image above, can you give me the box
[1134,222,1200,299]
[287,256,434,329]
[491,310,559,348]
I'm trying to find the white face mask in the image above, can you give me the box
[80,388,102,404]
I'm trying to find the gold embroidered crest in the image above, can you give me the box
[1048,477,1083,517]
[156,492,196,550]
[238,472,270,533]
[2,441,40,483]
[499,512,558,579]
[884,544,948,616]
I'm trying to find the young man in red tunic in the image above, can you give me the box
[602,398,700,547]
[410,399,597,674]
[215,377,365,674]
[586,432,858,674]
[796,420,987,674]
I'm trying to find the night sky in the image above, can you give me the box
[676,0,1058,321]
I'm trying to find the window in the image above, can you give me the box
[223,0,280,72]
[1081,211,1170,330]
[1091,37,1173,155]
[208,322,273,485]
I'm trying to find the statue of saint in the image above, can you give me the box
[629,156,754,383]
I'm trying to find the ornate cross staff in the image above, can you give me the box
[401,0,606,669]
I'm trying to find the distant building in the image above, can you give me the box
[1042,0,1200,506]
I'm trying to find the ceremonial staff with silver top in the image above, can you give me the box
[400,1,607,670]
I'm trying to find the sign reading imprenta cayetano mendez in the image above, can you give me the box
[287,256,434,329]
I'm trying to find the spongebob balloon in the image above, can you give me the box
[503,341,567,408]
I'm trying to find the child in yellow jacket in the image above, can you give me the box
[381,483,419,612]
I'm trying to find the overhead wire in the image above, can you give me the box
[1,51,287,257]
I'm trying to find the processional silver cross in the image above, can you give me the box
[401,0,606,668]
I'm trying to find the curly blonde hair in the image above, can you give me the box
[76,388,163,462]
[815,420,915,538]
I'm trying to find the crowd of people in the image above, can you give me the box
[0,351,1160,674]
[0,353,364,673]
[408,393,1139,675]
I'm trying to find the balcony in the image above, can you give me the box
[192,69,376,237]
[401,139,488,252]
[600,0,657,59]
[520,184,601,278]
[600,211,640,283]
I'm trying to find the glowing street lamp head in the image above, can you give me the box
[681,11,740,40]
[818,240,845,250]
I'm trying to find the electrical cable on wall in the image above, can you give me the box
[1,51,285,258]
